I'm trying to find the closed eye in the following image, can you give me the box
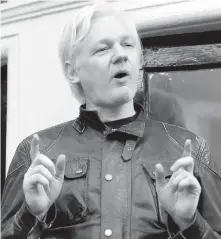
[122,43,133,47]
[95,47,108,54]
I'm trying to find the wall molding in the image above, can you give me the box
[134,1,221,37]
[2,0,221,36]
[1,1,92,25]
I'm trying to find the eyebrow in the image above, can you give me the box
[95,35,133,45]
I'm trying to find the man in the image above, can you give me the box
[1,4,221,239]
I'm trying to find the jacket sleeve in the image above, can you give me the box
[1,139,55,239]
[168,139,221,239]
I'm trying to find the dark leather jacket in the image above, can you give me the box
[1,104,221,239]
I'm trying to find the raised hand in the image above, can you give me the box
[155,139,201,230]
[23,134,66,219]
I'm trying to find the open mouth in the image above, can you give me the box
[114,72,129,79]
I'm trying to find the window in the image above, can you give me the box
[1,64,7,193]
[141,30,221,172]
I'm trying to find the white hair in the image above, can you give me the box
[58,3,143,104]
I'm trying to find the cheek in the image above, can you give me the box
[83,60,109,83]
[79,70,104,95]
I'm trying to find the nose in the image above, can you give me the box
[111,44,128,64]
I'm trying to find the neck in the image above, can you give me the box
[86,101,136,122]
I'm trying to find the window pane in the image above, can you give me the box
[148,69,221,172]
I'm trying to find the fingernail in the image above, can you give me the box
[186,139,190,143]
[59,154,66,160]
[33,134,39,140]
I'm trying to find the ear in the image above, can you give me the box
[65,61,80,84]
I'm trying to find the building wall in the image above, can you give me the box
[2,0,221,173]
[2,3,83,172]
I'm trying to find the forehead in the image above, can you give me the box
[83,15,138,46]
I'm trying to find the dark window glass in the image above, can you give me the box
[148,68,221,172]
[1,64,7,193]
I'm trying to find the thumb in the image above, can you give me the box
[182,139,192,157]
[30,134,40,160]
[155,164,166,190]
[55,154,66,180]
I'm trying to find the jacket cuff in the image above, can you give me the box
[15,202,57,239]
[168,211,205,239]
[15,202,38,232]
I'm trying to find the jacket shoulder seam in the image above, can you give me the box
[6,140,30,178]
[5,122,69,180]
[163,123,221,178]
[6,162,27,178]
[162,122,183,149]
[41,122,67,154]
[196,138,221,178]
[162,122,200,160]
[199,158,221,179]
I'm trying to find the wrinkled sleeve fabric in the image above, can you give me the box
[1,140,56,239]
[168,140,221,239]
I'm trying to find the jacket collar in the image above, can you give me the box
[73,103,146,138]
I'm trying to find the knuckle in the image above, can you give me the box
[177,168,185,174]
[35,173,41,179]
[186,176,191,183]
[37,154,45,162]
[182,156,189,162]
[37,164,45,172]
[36,173,44,181]
[171,180,177,187]
[185,156,193,164]
[188,156,194,163]
[24,167,33,177]
[32,153,42,164]
[46,170,53,180]
[186,176,194,184]
[184,170,190,176]
[190,174,197,181]
[31,164,41,173]
[23,173,28,181]
[41,154,54,166]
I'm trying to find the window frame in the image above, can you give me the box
[140,30,221,111]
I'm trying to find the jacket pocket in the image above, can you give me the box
[64,156,88,180]
[141,160,174,224]
[142,160,174,181]
[55,157,89,227]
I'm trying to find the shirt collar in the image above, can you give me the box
[73,103,146,138]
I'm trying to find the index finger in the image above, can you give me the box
[170,139,193,173]
[182,139,192,157]
[30,134,40,160]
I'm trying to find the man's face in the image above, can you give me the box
[75,15,141,108]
